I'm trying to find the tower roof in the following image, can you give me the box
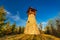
[27,7,37,13]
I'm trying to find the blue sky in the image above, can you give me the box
[0,0,60,27]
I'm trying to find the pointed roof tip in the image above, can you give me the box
[28,6,37,11]
[27,7,37,13]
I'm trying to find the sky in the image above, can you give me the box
[0,0,60,28]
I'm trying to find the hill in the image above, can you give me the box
[0,34,60,40]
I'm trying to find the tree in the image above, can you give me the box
[39,23,42,30]
[0,6,6,36]
[21,26,24,33]
[50,24,57,35]
[18,26,21,34]
[0,6,6,27]
[44,19,58,37]
[56,20,60,33]
[46,20,53,34]
[56,19,60,37]
[45,26,50,34]
[11,22,16,34]
[45,19,56,35]
[39,23,43,33]
[4,21,12,35]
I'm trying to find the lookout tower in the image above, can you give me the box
[24,7,40,35]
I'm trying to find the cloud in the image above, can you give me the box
[42,22,47,25]
[42,22,47,30]
[4,9,12,18]
[5,9,22,21]
[4,9,11,15]
[11,15,20,21]
[4,9,26,26]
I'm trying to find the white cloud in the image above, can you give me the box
[4,10,26,26]
[11,15,20,21]
[4,9,11,15]
[42,22,47,25]
[5,10,22,21]
[40,22,47,31]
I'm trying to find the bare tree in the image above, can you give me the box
[39,23,43,34]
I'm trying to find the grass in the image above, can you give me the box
[0,34,60,40]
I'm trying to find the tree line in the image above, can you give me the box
[39,18,60,38]
[0,7,24,37]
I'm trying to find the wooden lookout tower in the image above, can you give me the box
[24,7,40,35]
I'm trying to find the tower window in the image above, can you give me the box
[28,21,30,23]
